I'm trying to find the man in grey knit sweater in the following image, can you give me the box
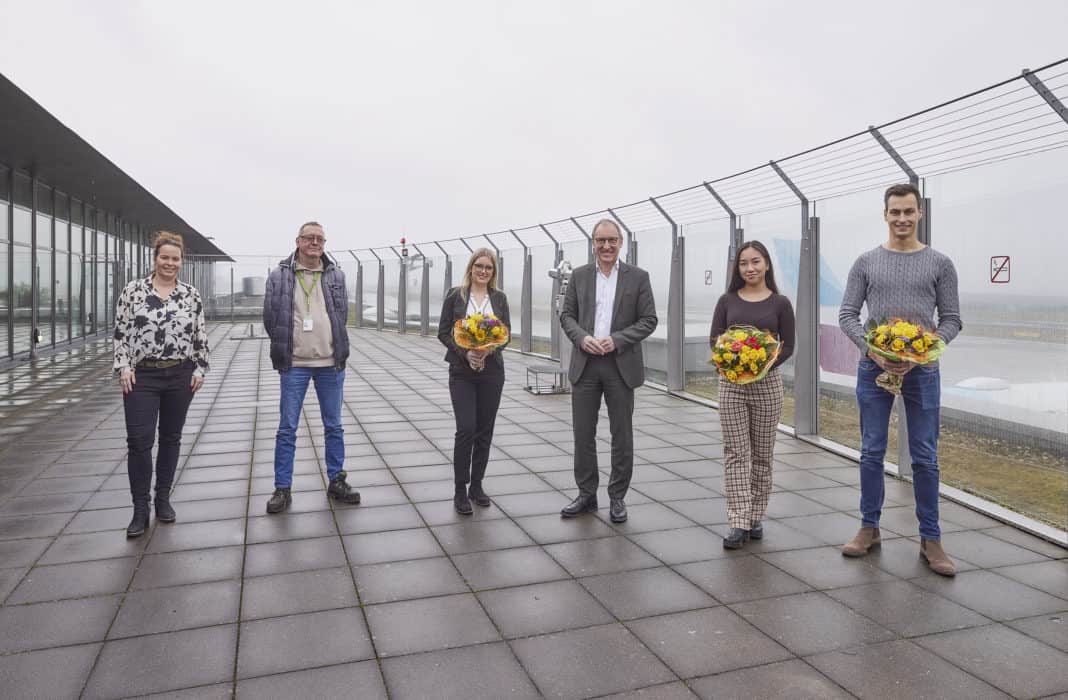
[838,183,962,576]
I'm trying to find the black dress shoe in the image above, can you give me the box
[560,494,598,518]
[468,484,491,507]
[749,521,763,540]
[454,492,473,515]
[126,505,150,538]
[266,488,292,514]
[609,498,628,523]
[723,528,750,549]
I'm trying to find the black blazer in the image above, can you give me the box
[437,287,511,373]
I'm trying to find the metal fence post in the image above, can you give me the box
[569,217,594,266]
[229,265,234,324]
[368,249,384,331]
[412,244,430,336]
[434,241,452,295]
[509,229,532,353]
[648,197,684,392]
[770,160,818,436]
[349,251,363,328]
[393,246,407,333]
[703,183,741,291]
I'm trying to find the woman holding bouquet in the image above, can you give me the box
[438,248,511,514]
[710,241,794,549]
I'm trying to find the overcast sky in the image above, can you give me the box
[1,0,1066,254]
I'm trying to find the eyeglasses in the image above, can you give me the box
[299,235,326,244]
[472,264,494,272]
[593,237,621,248]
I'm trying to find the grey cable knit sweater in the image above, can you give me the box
[838,245,963,352]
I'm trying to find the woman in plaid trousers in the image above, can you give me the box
[710,241,795,549]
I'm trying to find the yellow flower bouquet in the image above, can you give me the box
[863,317,946,395]
[453,312,510,355]
[710,325,782,385]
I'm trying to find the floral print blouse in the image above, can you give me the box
[113,275,210,377]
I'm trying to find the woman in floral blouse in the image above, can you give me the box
[113,231,209,537]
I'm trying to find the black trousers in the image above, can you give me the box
[448,367,505,491]
[572,355,635,500]
[122,362,195,506]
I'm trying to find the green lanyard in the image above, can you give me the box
[296,270,322,312]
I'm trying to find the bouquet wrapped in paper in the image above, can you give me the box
[863,317,946,395]
[453,312,510,356]
[710,325,782,385]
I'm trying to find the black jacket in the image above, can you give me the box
[437,287,511,374]
[262,251,350,372]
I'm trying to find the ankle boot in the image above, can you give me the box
[454,489,473,515]
[126,503,150,538]
[920,538,957,577]
[468,483,491,507]
[154,489,176,523]
[842,526,881,557]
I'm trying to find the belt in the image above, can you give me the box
[137,359,183,369]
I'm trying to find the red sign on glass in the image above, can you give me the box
[990,256,1010,284]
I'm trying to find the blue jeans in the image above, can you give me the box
[274,366,345,488]
[856,358,942,539]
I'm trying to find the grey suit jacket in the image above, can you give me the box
[559,262,658,389]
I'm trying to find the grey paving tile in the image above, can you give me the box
[343,528,444,565]
[172,479,249,502]
[132,546,244,590]
[598,502,697,534]
[0,594,121,653]
[757,545,897,590]
[244,509,338,543]
[1006,610,1068,653]
[477,579,614,638]
[514,512,618,544]
[511,623,676,700]
[381,642,541,700]
[913,570,1068,621]
[778,511,892,546]
[431,519,535,555]
[827,579,992,637]
[453,545,570,590]
[146,518,246,553]
[164,495,249,523]
[808,638,1009,699]
[723,519,826,553]
[238,608,374,678]
[983,525,1068,559]
[18,475,106,496]
[762,491,834,519]
[0,512,71,541]
[596,683,699,699]
[689,658,851,700]
[245,535,347,577]
[0,492,90,515]
[353,556,468,604]
[993,559,1068,599]
[85,624,238,699]
[7,557,136,603]
[0,566,27,602]
[333,502,424,535]
[866,535,979,578]
[915,624,1068,698]
[364,593,499,657]
[413,498,508,526]
[770,470,842,491]
[492,490,572,517]
[627,606,793,678]
[237,659,387,699]
[938,501,1005,530]
[628,526,730,565]
[936,529,1055,568]
[0,643,102,700]
[109,579,241,637]
[242,567,357,619]
[545,535,661,577]
[0,537,52,568]
[580,566,717,620]
[730,592,895,656]
[673,556,811,604]
[662,498,729,525]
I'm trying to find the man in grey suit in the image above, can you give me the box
[560,219,658,523]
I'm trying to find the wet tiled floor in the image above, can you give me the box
[0,325,1066,699]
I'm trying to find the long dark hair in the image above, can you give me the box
[727,240,779,294]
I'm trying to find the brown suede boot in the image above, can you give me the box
[920,538,957,577]
[841,526,881,557]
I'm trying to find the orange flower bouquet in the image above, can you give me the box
[453,313,510,355]
[711,325,782,384]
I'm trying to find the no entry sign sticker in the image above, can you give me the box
[990,256,1010,284]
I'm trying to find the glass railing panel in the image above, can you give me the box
[682,219,730,402]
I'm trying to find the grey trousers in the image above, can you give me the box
[571,355,635,500]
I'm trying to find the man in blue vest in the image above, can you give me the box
[262,221,360,513]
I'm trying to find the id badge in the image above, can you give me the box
[303,318,314,332]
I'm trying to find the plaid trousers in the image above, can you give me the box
[718,367,784,530]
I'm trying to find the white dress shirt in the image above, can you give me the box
[466,292,494,318]
[593,261,619,338]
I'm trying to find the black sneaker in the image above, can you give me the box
[266,488,292,514]
[327,472,361,505]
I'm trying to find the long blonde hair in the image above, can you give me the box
[460,247,499,300]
